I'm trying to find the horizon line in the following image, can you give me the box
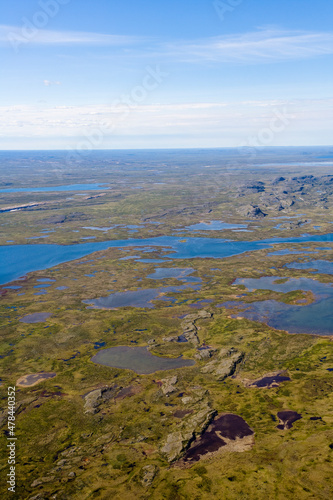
[0,145,332,152]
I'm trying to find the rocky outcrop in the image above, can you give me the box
[272,176,286,184]
[160,376,178,396]
[194,349,214,360]
[276,219,308,230]
[239,204,267,218]
[180,413,255,465]
[31,476,56,488]
[244,182,265,193]
[161,404,217,462]
[160,382,217,463]
[140,465,158,487]
[83,386,120,414]
[180,310,212,344]
[162,336,178,343]
[201,348,244,380]
[241,174,333,215]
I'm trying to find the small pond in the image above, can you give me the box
[179,220,248,231]
[19,312,52,323]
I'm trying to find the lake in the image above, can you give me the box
[91,345,195,374]
[0,183,109,193]
[178,220,248,231]
[1,233,333,285]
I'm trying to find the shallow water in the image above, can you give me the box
[147,267,197,281]
[1,233,333,285]
[180,220,247,231]
[91,345,195,373]
[19,312,52,323]
[285,260,333,275]
[221,276,333,335]
[84,284,201,309]
[234,276,332,294]
[268,249,317,256]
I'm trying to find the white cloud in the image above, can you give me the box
[165,29,333,63]
[0,25,143,46]
[0,99,331,147]
[0,25,332,64]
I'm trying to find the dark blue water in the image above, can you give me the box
[0,183,109,193]
[1,233,333,285]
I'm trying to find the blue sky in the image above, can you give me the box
[0,0,332,149]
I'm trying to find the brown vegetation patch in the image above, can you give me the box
[114,385,142,400]
[173,409,193,418]
[180,413,254,465]
[16,372,56,387]
[242,371,291,388]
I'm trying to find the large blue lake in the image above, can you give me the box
[1,233,333,285]
[0,183,109,193]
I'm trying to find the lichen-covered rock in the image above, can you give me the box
[194,348,215,360]
[162,336,178,343]
[201,348,243,380]
[161,405,217,462]
[180,310,213,344]
[31,476,56,488]
[184,406,216,434]
[140,464,158,487]
[160,375,178,395]
[239,204,267,218]
[60,446,79,457]
[161,432,188,462]
[84,389,102,414]
[83,386,120,414]
[214,353,243,381]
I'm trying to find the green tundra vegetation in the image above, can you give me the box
[0,150,332,499]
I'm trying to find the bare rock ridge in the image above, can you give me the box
[161,310,213,345]
[180,310,212,344]
[201,347,244,380]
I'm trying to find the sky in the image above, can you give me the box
[0,0,332,150]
